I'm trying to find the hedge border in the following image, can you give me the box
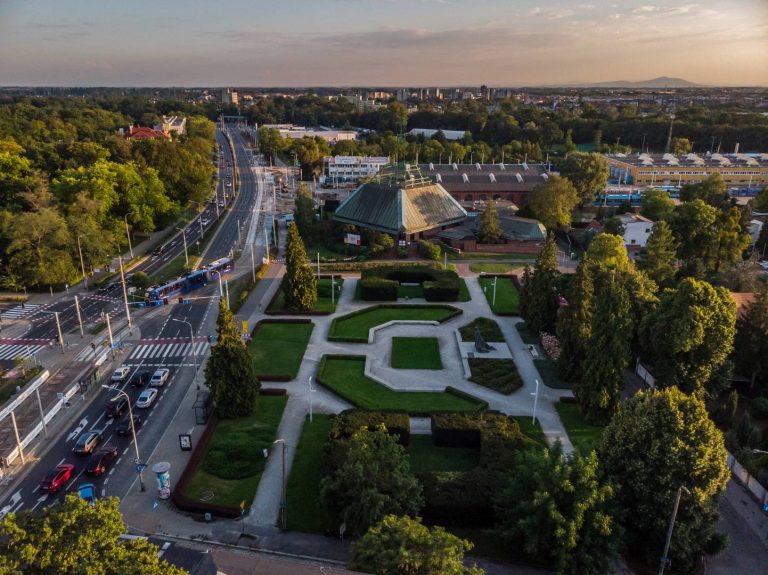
[264,276,336,316]
[315,354,487,416]
[250,318,313,381]
[171,415,242,518]
[327,304,463,343]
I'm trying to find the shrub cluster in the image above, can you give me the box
[417,239,442,260]
[359,265,460,302]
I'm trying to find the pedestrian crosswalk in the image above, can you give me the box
[0,343,47,363]
[128,338,208,361]
[0,304,44,320]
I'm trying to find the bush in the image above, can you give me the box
[423,278,459,302]
[418,471,493,526]
[397,246,408,259]
[751,397,768,420]
[359,277,398,301]
[329,409,411,446]
[418,239,442,260]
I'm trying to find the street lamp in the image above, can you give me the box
[176,227,189,266]
[531,378,539,424]
[273,439,287,530]
[77,234,88,289]
[102,385,145,492]
[124,211,138,259]
[171,318,198,389]
[308,376,316,423]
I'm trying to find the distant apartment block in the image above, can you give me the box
[222,87,238,106]
[605,151,768,190]
[261,124,357,143]
[321,156,389,184]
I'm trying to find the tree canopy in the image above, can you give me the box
[0,494,185,575]
[284,221,317,311]
[528,175,579,230]
[559,152,609,204]
[477,200,502,243]
[638,220,678,286]
[519,234,561,335]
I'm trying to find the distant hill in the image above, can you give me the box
[584,76,701,88]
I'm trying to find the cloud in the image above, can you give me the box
[529,7,575,19]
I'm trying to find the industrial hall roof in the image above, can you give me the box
[418,162,551,193]
[334,164,467,235]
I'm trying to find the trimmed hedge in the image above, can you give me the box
[418,239,442,260]
[418,471,493,527]
[329,409,411,446]
[328,304,463,343]
[359,265,460,302]
[259,388,288,396]
[431,411,529,452]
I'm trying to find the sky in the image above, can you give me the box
[1,0,767,87]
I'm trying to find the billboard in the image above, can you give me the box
[345,233,361,246]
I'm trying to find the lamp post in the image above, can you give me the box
[176,227,189,266]
[102,385,145,492]
[273,439,287,530]
[308,376,316,423]
[118,256,132,335]
[658,486,690,575]
[531,378,539,424]
[77,234,88,289]
[493,276,498,307]
[124,211,137,259]
[171,318,198,389]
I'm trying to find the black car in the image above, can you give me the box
[85,447,118,476]
[115,414,142,437]
[130,371,150,387]
[105,396,128,418]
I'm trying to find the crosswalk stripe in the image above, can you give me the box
[194,342,206,355]
[139,345,153,359]
[170,343,182,356]
[161,345,173,358]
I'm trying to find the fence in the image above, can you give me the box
[727,451,768,509]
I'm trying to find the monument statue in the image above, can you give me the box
[474,326,495,353]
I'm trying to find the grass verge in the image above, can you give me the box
[534,358,570,390]
[269,278,343,314]
[459,317,503,342]
[391,337,443,370]
[469,263,520,274]
[447,252,537,261]
[511,415,548,447]
[478,277,519,314]
[329,304,460,342]
[286,415,334,533]
[248,322,314,380]
[408,436,480,473]
[183,395,287,508]
[554,401,605,455]
[468,358,523,394]
[515,322,539,345]
[0,366,44,405]
[317,355,485,414]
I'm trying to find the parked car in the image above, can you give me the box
[116,414,142,437]
[85,447,118,476]
[150,369,169,387]
[136,388,158,409]
[40,464,75,493]
[73,429,103,455]
[111,366,130,383]
[105,396,128,418]
[130,371,150,387]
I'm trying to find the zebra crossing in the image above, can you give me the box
[0,304,44,320]
[0,343,47,362]
[128,338,209,362]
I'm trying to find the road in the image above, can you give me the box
[0,126,237,370]
[0,120,269,519]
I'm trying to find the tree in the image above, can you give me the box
[557,261,594,383]
[528,175,579,230]
[0,494,185,574]
[494,444,619,575]
[477,200,501,243]
[734,285,768,393]
[713,206,750,273]
[640,278,736,395]
[257,127,285,163]
[560,153,609,204]
[679,173,728,208]
[640,189,675,222]
[519,234,560,334]
[755,187,768,212]
[320,425,423,535]
[638,220,678,286]
[598,388,730,573]
[284,221,317,311]
[601,217,625,236]
[670,199,719,273]
[672,137,692,155]
[130,271,150,292]
[350,515,483,575]
[293,183,316,241]
[204,299,259,418]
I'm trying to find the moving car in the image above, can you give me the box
[201,218,210,226]
[150,368,169,387]
[85,447,118,476]
[40,464,75,493]
[105,396,128,418]
[116,414,142,437]
[110,366,130,382]
[136,388,158,409]
[130,370,150,387]
[73,429,103,455]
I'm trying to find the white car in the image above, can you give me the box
[218,201,225,208]
[110,366,131,382]
[150,369,170,387]
[135,388,158,409]
[759,260,768,271]
[201,218,210,226]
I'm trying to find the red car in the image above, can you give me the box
[40,464,75,493]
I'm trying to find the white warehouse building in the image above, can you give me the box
[321,156,389,184]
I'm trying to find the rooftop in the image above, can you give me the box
[418,163,550,192]
[605,152,768,168]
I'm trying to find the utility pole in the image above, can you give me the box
[119,256,132,335]
[53,312,65,355]
[124,212,136,259]
[273,439,287,530]
[250,243,256,282]
[75,295,84,338]
[77,234,88,289]
[105,311,114,359]
[664,112,675,154]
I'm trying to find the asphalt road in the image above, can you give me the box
[0,121,267,518]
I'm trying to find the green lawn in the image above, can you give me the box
[183,396,288,508]
[512,416,547,447]
[150,253,201,285]
[468,358,523,395]
[317,356,485,413]
[478,277,519,314]
[269,277,343,314]
[328,305,460,342]
[459,317,503,342]
[408,436,480,473]
[447,252,537,261]
[248,322,314,379]
[534,358,571,389]
[515,322,539,345]
[286,415,334,533]
[554,402,605,455]
[469,263,521,274]
[458,279,471,302]
[391,337,443,370]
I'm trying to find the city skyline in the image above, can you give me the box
[1,0,767,87]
